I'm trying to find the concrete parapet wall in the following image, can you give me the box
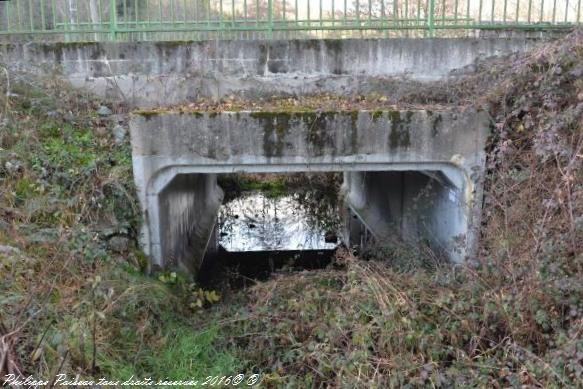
[1,38,539,106]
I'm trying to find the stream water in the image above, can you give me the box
[198,175,343,288]
[218,191,339,252]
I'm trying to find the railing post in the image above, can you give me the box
[109,0,117,41]
[428,0,435,37]
[267,0,273,39]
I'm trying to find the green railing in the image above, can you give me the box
[0,0,580,41]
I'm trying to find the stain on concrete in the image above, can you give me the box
[388,111,412,149]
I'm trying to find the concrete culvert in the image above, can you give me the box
[130,107,489,276]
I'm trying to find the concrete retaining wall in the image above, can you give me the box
[1,38,539,106]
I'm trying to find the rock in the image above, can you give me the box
[110,114,126,125]
[28,228,59,244]
[46,110,60,119]
[97,105,113,117]
[570,64,583,78]
[0,245,20,255]
[108,236,130,253]
[4,160,23,175]
[112,125,127,144]
[98,223,130,239]
[64,111,76,123]
[0,220,9,232]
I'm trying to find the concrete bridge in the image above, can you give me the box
[131,108,489,274]
[1,37,548,275]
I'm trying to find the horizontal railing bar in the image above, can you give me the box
[0,22,575,36]
[0,0,579,41]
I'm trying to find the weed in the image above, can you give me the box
[0,71,239,381]
[1,30,582,387]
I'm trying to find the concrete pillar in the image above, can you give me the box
[147,173,223,275]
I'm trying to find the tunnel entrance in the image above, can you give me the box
[143,164,475,278]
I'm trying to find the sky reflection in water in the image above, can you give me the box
[218,191,338,252]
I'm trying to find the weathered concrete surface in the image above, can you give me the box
[156,174,223,274]
[343,170,471,261]
[131,109,490,270]
[1,38,539,106]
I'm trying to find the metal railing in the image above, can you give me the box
[0,0,580,41]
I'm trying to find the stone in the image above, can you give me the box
[110,114,126,125]
[0,220,9,232]
[108,236,130,253]
[46,110,60,119]
[112,125,127,144]
[4,160,22,175]
[98,224,129,239]
[28,228,59,244]
[0,245,20,255]
[569,64,583,78]
[97,105,113,117]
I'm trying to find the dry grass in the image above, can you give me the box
[1,30,582,387]
[198,30,583,387]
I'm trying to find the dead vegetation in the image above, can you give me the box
[134,91,452,114]
[204,30,583,387]
[0,30,582,387]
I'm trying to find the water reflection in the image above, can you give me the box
[218,191,339,251]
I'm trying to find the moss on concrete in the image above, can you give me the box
[431,113,443,137]
[388,110,412,149]
[251,112,293,157]
[371,110,384,121]
[134,110,162,121]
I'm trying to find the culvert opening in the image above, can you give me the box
[198,173,343,289]
[343,170,467,269]
[195,169,466,289]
